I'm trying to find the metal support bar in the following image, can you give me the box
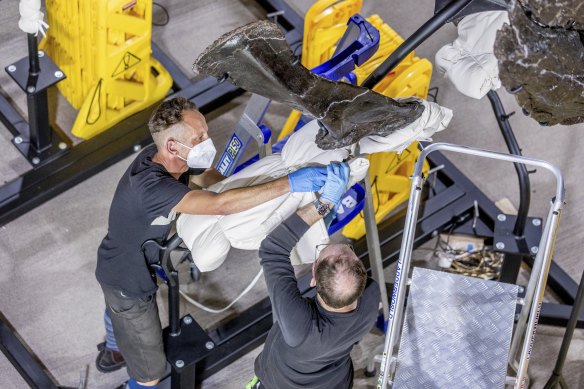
[0,93,28,137]
[215,94,272,176]
[27,89,51,153]
[539,302,584,328]
[4,34,68,164]
[168,270,181,337]
[524,257,579,305]
[0,311,71,389]
[543,270,584,388]
[362,172,390,318]
[487,90,530,237]
[361,0,473,89]
[26,33,52,152]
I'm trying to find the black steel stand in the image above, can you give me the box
[0,311,74,389]
[3,33,68,165]
[487,90,542,284]
[362,0,473,90]
[142,235,214,389]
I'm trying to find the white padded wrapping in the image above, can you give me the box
[435,11,509,100]
[177,96,451,271]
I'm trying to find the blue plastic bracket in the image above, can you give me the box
[311,14,380,81]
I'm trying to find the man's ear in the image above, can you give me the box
[167,139,178,155]
[310,261,317,287]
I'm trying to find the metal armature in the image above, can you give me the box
[377,143,565,389]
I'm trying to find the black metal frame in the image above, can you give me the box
[0,311,74,389]
[2,33,70,166]
[1,0,582,388]
[0,41,244,227]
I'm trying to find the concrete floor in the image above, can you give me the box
[0,0,583,388]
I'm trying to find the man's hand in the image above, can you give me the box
[288,166,327,193]
[320,162,350,206]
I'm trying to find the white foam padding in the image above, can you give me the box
[359,98,453,154]
[18,0,48,36]
[435,11,509,100]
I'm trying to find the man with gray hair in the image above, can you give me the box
[249,163,381,389]
[94,97,329,388]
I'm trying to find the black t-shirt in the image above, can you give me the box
[255,214,381,389]
[95,144,191,298]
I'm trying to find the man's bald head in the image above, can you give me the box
[315,244,367,309]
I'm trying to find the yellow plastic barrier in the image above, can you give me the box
[282,0,433,240]
[41,0,172,139]
[302,0,363,69]
[278,0,362,141]
[341,143,430,240]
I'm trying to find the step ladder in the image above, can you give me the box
[377,143,565,389]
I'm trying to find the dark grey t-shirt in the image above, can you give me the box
[95,144,191,298]
[255,213,380,389]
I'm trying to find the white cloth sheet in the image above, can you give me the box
[177,97,452,272]
[435,11,509,100]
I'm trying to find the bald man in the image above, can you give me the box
[95,97,328,388]
[249,163,381,389]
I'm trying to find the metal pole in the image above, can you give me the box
[363,172,390,318]
[487,91,530,236]
[516,203,563,388]
[543,270,584,389]
[159,234,184,337]
[377,174,424,389]
[508,205,553,371]
[25,33,52,154]
[362,0,473,90]
[27,34,40,75]
[168,270,181,336]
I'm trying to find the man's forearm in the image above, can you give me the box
[191,168,225,189]
[295,199,333,226]
[217,176,290,214]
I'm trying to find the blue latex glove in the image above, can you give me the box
[288,166,327,192]
[321,162,350,205]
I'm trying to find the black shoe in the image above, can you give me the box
[96,342,126,373]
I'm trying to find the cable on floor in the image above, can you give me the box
[179,269,264,313]
[153,2,170,27]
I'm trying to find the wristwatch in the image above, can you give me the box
[313,198,332,217]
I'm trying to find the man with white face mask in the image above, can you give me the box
[94,97,328,388]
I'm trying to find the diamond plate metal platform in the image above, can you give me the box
[394,268,518,389]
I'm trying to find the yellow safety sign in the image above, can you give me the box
[41,0,172,139]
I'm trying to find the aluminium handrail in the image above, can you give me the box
[377,142,565,389]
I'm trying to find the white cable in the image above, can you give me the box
[179,269,264,314]
[19,0,49,36]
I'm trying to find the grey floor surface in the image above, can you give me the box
[0,0,583,388]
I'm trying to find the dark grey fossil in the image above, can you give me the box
[495,0,584,126]
[193,20,424,149]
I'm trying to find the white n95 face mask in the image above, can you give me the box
[176,138,217,169]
